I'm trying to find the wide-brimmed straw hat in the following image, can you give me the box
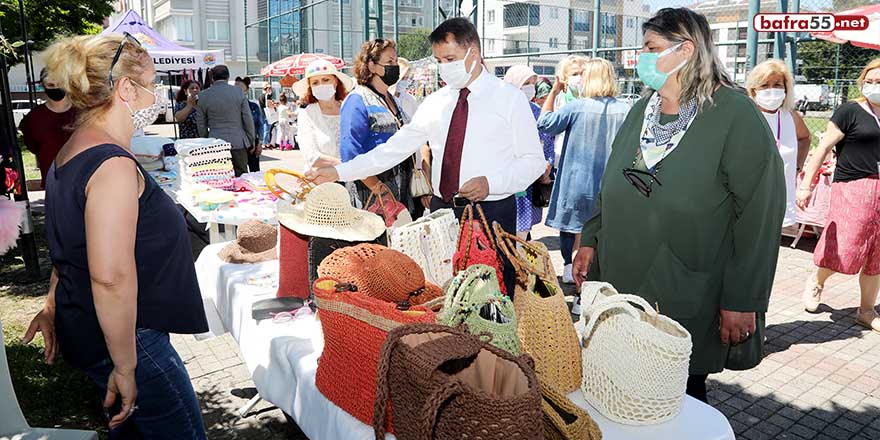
[219,220,278,263]
[292,59,355,97]
[317,243,443,306]
[277,182,385,242]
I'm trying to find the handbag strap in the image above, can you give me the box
[364,181,390,212]
[264,168,315,201]
[579,289,660,343]
[492,222,551,285]
[455,204,502,273]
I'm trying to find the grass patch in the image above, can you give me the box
[20,149,40,183]
[1,211,108,438]
[803,116,829,150]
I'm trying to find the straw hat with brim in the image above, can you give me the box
[292,59,356,98]
[219,220,278,264]
[317,244,443,306]
[277,182,385,242]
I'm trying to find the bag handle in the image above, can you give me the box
[455,204,502,273]
[579,287,660,343]
[492,222,551,285]
[264,168,315,201]
[444,265,497,326]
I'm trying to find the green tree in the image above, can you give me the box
[798,40,877,83]
[397,28,432,62]
[0,0,113,67]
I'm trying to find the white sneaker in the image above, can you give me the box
[563,264,575,284]
[802,272,823,313]
[571,296,581,316]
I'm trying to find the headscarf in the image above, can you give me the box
[535,79,552,100]
[502,65,537,89]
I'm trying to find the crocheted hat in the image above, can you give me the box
[292,59,356,97]
[317,244,442,305]
[277,182,385,242]
[218,220,278,264]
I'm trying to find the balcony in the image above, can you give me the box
[503,46,539,55]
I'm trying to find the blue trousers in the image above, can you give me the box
[82,329,207,440]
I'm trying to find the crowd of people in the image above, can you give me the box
[14,6,880,438]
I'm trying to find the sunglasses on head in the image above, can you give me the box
[108,32,143,88]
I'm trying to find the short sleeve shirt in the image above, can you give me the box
[830,101,880,182]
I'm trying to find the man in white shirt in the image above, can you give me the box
[308,18,546,294]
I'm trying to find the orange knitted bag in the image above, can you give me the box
[312,278,435,431]
[453,204,507,294]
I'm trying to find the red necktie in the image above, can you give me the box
[439,88,470,202]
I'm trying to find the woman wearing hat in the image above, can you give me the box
[340,39,415,213]
[502,65,555,242]
[294,59,355,169]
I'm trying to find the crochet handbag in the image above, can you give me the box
[372,323,544,440]
[577,282,692,425]
[276,224,311,299]
[442,264,519,354]
[453,203,506,294]
[389,208,458,286]
[494,223,582,393]
[365,182,412,228]
[540,381,602,440]
[312,278,435,431]
[264,168,315,201]
[409,156,432,198]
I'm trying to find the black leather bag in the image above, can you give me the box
[531,177,554,208]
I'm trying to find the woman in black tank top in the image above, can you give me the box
[26,33,208,438]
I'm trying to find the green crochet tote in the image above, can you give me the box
[441,264,520,354]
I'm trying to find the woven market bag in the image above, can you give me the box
[442,265,520,354]
[453,204,506,295]
[276,224,310,299]
[312,278,435,431]
[372,323,544,440]
[577,282,692,425]
[541,381,602,440]
[494,223,582,393]
[365,182,412,228]
[389,208,459,286]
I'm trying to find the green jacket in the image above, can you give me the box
[581,86,785,374]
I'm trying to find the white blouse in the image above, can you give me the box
[296,103,342,169]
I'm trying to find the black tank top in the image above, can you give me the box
[46,144,207,368]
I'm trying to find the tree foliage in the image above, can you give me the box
[397,28,433,62]
[0,0,113,66]
[798,39,877,83]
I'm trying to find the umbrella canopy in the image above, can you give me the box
[812,4,880,50]
[103,10,225,71]
[261,53,345,77]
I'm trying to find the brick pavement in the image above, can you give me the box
[170,147,880,439]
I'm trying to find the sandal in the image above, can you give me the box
[856,308,880,333]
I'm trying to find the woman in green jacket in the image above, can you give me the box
[572,7,786,403]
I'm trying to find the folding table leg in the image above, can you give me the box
[208,223,221,244]
[790,224,807,249]
[237,394,262,418]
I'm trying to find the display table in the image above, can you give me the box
[785,173,832,248]
[194,243,735,440]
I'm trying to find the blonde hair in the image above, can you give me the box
[581,58,619,98]
[642,8,738,110]
[855,57,880,103]
[45,34,150,129]
[556,55,588,82]
[746,59,795,110]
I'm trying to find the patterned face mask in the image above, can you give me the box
[125,80,160,130]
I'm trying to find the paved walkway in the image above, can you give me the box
[167,146,880,439]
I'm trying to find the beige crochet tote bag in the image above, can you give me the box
[577,282,692,425]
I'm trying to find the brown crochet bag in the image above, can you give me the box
[494,223,582,393]
[372,323,544,440]
[540,381,602,440]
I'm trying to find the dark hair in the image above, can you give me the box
[354,39,397,85]
[235,76,252,88]
[211,65,230,81]
[176,79,202,102]
[429,18,481,50]
[279,93,288,104]
[302,76,349,104]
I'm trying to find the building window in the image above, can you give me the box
[400,0,423,6]
[573,10,590,32]
[495,66,509,77]
[549,7,558,19]
[627,17,634,28]
[601,13,617,36]
[158,16,193,42]
[534,65,556,75]
[207,19,230,42]
[487,10,495,24]
[503,3,540,28]
[486,39,495,52]
[549,37,558,49]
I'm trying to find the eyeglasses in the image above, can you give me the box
[271,301,314,323]
[622,152,662,197]
[108,32,143,88]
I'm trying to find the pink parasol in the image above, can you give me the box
[811,4,880,51]
[261,53,346,77]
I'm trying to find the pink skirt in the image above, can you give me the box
[814,175,880,275]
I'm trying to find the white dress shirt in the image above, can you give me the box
[335,68,546,201]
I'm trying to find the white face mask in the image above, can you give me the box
[755,88,786,111]
[312,84,336,102]
[395,78,412,91]
[521,84,536,101]
[567,74,582,97]
[863,83,880,104]
[125,81,160,130]
[438,47,476,89]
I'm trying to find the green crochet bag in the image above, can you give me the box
[441,264,520,354]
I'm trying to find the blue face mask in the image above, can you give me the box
[637,42,687,91]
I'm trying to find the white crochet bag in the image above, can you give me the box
[389,209,459,287]
[577,282,692,425]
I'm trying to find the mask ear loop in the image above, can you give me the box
[660,42,688,77]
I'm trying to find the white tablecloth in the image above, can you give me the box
[195,243,735,440]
